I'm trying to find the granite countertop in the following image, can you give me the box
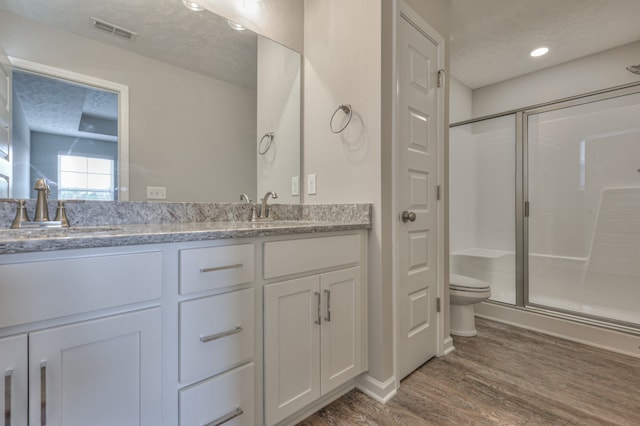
[0,202,372,254]
[0,219,370,254]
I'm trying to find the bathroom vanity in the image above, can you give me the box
[0,203,370,426]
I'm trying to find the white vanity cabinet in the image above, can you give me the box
[263,234,366,425]
[177,244,256,426]
[0,249,163,426]
[1,334,28,426]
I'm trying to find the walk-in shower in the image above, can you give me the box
[450,84,640,330]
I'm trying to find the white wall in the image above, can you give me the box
[0,11,256,202]
[450,76,472,123]
[473,40,640,117]
[10,93,30,199]
[257,36,301,204]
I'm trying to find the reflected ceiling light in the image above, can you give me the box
[228,20,246,31]
[530,47,549,57]
[243,0,265,13]
[182,0,204,12]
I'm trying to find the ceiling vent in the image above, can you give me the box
[90,17,137,42]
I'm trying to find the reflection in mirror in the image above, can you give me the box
[0,0,301,203]
[13,69,120,201]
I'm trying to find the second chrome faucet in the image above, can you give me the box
[240,191,278,222]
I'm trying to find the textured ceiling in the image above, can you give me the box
[450,0,640,89]
[13,70,118,141]
[0,0,258,90]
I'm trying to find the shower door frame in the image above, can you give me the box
[451,81,640,334]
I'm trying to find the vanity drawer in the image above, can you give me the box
[179,362,254,426]
[0,251,162,328]
[179,288,254,383]
[179,244,254,294]
[263,234,361,279]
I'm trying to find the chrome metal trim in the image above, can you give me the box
[200,326,242,343]
[515,111,525,307]
[202,407,243,426]
[199,264,243,274]
[5,369,12,426]
[324,290,331,322]
[40,361,46,426]
[314,292,321,325]
[450,81,640,128]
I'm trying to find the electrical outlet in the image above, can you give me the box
[307,174,317,195]
[147,186,167,200]
[291,176,300,196]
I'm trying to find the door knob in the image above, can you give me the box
[401,211,416,222]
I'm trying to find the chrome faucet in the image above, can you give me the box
[239,193,257,222]
[33,178,51,222]
[257,191,278,221]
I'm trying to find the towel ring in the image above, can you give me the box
[330,104,352,133]
[258,132,275,155]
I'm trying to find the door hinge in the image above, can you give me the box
[436,185,441,201]
[436,297,441,313]
[437,69,445,88]
[524,201,530,218]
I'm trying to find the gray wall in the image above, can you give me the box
[11,92,30,199]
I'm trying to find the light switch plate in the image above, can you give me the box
[291,176,300,196]
[147,186,167,200]
[307,174,317,195]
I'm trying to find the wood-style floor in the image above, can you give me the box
[299,318,640,425]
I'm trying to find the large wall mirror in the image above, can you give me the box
[0,0,301,203]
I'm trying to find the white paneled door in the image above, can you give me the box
[396,5,443,380]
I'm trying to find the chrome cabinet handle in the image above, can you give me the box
[5,369,12,426]
[40,361,47,426]
[202,407,243,426]
[200,326,242,343]
[314,292,321,325]
[324,290,331,322]
[401,211,416,222]
[199,263,243,273]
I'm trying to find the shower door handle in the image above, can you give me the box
[401,211,416,222]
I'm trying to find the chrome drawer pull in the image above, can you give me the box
[202,407,243,426]
[200,326,243,343]
[199,263,243,273]
[314,292,321,325]
[324,289,331,322]
[5,369,12,426]
[40,361,47,426]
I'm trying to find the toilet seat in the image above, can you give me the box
[450,274,490,293]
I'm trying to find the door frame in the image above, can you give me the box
[9,56,130,201]
[392,0,447,386]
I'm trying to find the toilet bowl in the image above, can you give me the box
[450,274,491,337]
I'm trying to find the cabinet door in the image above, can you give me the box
[1,334,27,426]
[320,267,362,394]
[264,276,321,426]
[28,308,162,426]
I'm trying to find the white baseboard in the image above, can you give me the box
[476,302,640,358]
[356,374,397,404]
[440,336,455,356]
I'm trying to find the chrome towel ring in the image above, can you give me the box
[258,132,275,155]
[330,104,352,133]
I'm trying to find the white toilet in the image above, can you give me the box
[450,274,491,337]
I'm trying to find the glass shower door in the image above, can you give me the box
[526,90,640,326]
[450,115,517,304]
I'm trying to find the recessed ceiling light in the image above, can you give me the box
[182,0,204,12]
[243,0,265,13]
[228,20,246,31]
[530,47,549,57]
